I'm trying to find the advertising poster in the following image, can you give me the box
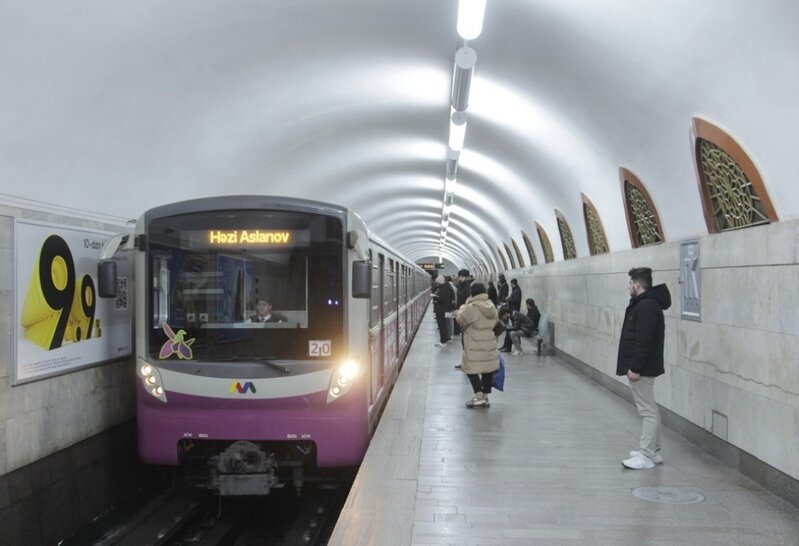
[13,219,133,385]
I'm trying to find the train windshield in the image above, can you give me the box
[146,209,344,363]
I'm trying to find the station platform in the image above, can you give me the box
[328,312,799,545]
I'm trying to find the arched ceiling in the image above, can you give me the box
[2,0,798,270]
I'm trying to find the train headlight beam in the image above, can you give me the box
[327,360,361,404]
[137,358,168,403]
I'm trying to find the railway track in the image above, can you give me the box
[60,481,348,545]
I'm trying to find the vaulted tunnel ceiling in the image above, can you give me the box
[2,0,798,271]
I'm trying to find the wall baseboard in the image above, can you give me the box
[555,348,799,509]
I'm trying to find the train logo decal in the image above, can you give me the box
[229,381,257,394]
[159,323,195,360]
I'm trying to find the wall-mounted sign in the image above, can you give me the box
[679,239,701,322]
[13,219,133,385]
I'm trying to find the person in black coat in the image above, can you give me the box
[487,281,499,306]
[617,267,671,470]
[453,269,472,336]
[432,276,454,346]
[525,298,541,331]
[507,279,522,312]
[497,274,509,305]
[499,297,541,352]
[499,307,536,355]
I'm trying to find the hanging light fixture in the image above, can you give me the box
[445,176,457,195]
[446,148,460,180]
[457,0,487,40]
[451,46,477,111]
[448,111,467,152]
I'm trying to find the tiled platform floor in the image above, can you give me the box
[329,312,799,545]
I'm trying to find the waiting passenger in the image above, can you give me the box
[487,281,499,306]
[247,299,286,323]
[453,269,472,336]
[497,274,509,305]
[499,306,536,356]
[432,276,454,347]
[617,267,671,470]
[507,278,522,312]
[525,298,541,332]
[454,282,499,408]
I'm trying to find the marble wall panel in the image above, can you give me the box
[513,219,799,480]
[0,209,136,476]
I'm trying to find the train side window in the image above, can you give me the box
[352,260,371,298]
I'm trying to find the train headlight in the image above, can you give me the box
[137,358,167,403]
[327,360,361,404]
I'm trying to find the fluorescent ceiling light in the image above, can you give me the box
[445,176,457,194]
[443,203,452,216]
[444,191,454,206]
[457,0,487,40]
[448,111,467,152]
[446,156,458,179]
[451,47,477,111]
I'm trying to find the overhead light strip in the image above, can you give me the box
[441,0,486,257]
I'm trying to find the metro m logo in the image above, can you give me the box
[229,381,257,394]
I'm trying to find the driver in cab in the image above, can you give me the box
[246,299,286,323]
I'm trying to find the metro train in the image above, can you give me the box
[99,196,429,495]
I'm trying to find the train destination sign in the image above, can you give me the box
[206,229,310,246]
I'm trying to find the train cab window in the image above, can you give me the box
[145,209,345,366]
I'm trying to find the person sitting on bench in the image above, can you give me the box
[499,303,538,356]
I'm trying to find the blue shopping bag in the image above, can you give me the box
[493,353,506,391]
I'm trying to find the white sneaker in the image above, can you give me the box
[622,452,655,469]
[629,450,663,464]
[511,350,524,356]
[465,393,489,408]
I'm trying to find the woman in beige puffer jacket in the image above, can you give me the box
[454,282,499,408]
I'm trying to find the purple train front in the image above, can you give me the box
[117,196,428,495]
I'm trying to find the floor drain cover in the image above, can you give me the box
[632,486,705,504]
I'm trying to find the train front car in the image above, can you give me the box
[133,197,370,495]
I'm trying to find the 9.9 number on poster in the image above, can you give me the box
[21,234,99,350]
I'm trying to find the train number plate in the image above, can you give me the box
[308,339,332,357]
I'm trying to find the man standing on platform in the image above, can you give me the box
[617,267,671,470]
[453,269,472,336]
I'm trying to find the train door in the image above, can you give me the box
[398,264,407,347]
[383,257,397,377]
[368,250,382,405]
[392,260,400,357]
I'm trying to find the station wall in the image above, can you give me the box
[0,205,136,477]
[512,218,799,484]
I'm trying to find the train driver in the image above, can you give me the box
[247,299,286,323]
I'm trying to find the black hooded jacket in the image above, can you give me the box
[616,283,671,377]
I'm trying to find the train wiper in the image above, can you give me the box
[220,356,291,375]
[253,357,290,375]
